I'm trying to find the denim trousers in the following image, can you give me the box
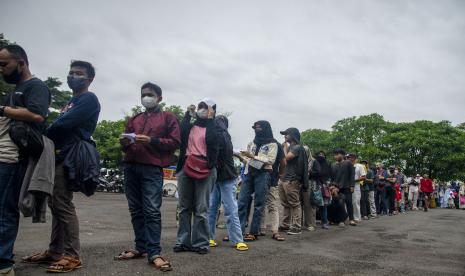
[207,178,243,245]
[238,171,270,235]
[176,169,217,250]
[124,163,164,259]
[0,162,20,270]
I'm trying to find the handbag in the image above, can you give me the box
[7,95,44,159]
[183,155,210,180]
[322,185,330,199]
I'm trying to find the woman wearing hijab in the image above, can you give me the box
[174,98,219,255]
[237,121,278,241]
[207,116,248,251]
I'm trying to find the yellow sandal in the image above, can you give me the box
[235,242,248,251]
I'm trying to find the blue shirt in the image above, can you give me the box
[47,92,100,151]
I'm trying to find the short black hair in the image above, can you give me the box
[141,82,162,97]
[70,60,95,79]
[0,44,29,66]
[333,148,346,155]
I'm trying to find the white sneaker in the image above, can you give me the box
[306,226,315,231]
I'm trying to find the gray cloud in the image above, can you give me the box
[1,0,464,148]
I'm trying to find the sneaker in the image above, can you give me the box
[173,245,191,253]
[369,215,378,219]
[209,240,218,247]
[362,216,369,220]
[306,226,315,231]
[286,228,302,235]
[0,267,14,276]
[192,247,209,255]
[322,224,330,230]
[338,222,346,227]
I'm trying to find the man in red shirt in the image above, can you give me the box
[420,174,434,212]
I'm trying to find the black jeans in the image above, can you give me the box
[375,189,387,214]
[339,188,354,221]
[385,186,396,214]
[360,189,370,217]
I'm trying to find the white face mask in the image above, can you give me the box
[141,96,158,109]
[196,108,208,119]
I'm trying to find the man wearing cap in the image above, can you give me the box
[116,82,180,271]
[348,154,366,223]
[385,166,398,215]
[331,149,356,226]
[278,128,308,235]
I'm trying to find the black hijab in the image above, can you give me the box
[253,120,277,155]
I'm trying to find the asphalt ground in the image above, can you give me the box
[13,192,465,276]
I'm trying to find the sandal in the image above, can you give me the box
[22,250,61,264]
[114,250,147,261]
[235,242,248,251]
[151,256,172,272]
[222,236,230,242]
[46,256,82,273]
[272,233,285,241]
[243,234,257,242]
[209,240,218,247]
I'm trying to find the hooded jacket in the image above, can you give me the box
[215,116,237,181]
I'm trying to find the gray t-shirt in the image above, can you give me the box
[0,117,19,163]
[282,144,302,181]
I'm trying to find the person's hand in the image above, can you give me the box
[207,106,215,119]
[119,137,131,147]
[187,105,196,117]
[135,134,151,144]
[240,151,254,159]
[350,187,354,193]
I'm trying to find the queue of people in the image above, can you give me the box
[1,44,464,275]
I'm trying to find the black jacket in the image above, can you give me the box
[215,116,237,181]
[331,160,355,189]
[176,113,219,173]
[63,139,100,196]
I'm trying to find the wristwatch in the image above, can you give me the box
[0,106,5,117]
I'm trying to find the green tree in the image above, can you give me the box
[44,77,72,123]
[300,128,333,155]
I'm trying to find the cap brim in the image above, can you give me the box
[280,131,288,135]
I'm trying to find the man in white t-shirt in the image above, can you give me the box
[348,154,366,223]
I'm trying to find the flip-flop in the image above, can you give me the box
[114,250,147,261]
[235,242,249,251]
[151,256,172,272]
[272,233,285,241]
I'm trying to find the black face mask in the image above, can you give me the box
[3,65,22,84]
[316,155,325,161]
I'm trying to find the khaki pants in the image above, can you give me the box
[278,180,302,230]
[48,164,80,258]
[260,186,280,232]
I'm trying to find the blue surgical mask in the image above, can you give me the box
[67,76,87,92]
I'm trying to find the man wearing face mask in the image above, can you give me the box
[0,44,51,275]
[23,60,99,273]
[115,82,180,271]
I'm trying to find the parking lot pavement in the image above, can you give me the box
[13,193,465,276]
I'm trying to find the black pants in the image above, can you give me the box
[375,189,387,214]
[385,186,396,214]
[360,189,370,217]
[339,188,354,221]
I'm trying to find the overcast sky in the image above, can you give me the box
[2,0,464,148]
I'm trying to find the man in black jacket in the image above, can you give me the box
[331,149,356,226]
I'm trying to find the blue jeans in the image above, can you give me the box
[0,162,20,270]
[208,179,243,245]
[176,169,217,250]
[124,163,164,259]
[238,171,270,235]
[320,206,328,225]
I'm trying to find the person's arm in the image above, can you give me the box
[150,113,181,152]
[48,94,98,132]
[349,162,355,190]
[3,107,45,123]
[283,143,298,161]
